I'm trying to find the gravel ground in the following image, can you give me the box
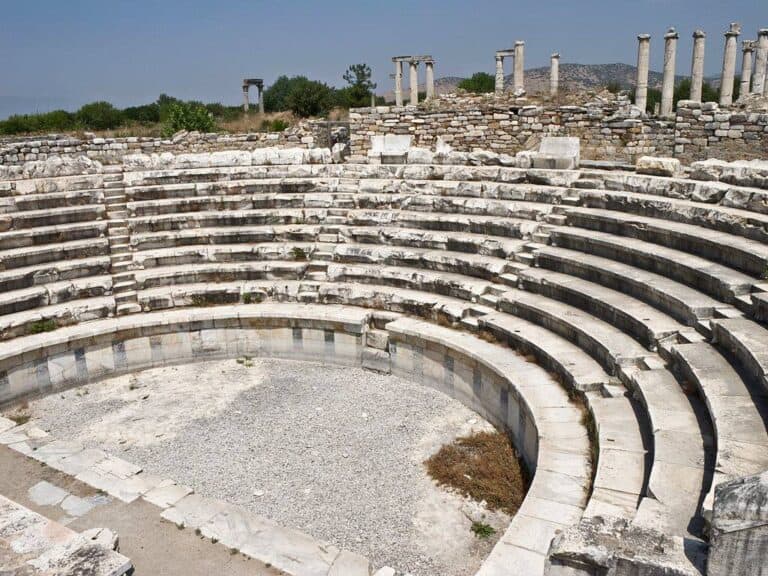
[25,359,512,575]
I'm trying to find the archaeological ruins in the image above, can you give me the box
[2,20,768,576]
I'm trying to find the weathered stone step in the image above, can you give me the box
[0,221,107,251]
[0,256,111,293]
[712,317,768,395]
[628,369,712,537]
[534,245,733,326]
[0,296,115,341]
[2,205,105,229]
[479,312,612,392]
[0,237,110,269]
[497,290,656,383]
[0,276,112,317]
[548,226,756,304]
[671,342,768,521]
[518,267,695,353]
[557,206,768,278]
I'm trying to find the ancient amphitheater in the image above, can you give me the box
[3,29,768,576]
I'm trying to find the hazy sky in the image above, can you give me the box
[1,0,765,117]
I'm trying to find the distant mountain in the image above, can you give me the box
[383,63,719,100]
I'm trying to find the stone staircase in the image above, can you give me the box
[103,166,140,315]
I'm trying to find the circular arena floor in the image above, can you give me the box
[26,358,511,575]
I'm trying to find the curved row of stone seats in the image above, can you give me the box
[546,225,757,307]
[0,172,114,337]
[497,290,656,383]
[0,302,593,576]
[564,187,768,244]
[533,245,733,329]
[671,342,768,520]
[517,268,700,354]
[554,206,768,278]
[133,244,517,282]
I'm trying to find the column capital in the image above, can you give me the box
[759,29,768,38]
[693,29,706,39]
[551,52,560,59]
[725,22,741,37]
[664,27,679,40]
[637,33,651,41]
[514,40,525,47]
[743,40,756,52]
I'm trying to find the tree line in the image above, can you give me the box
[0,64,381,136]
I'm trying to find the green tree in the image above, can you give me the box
[458,72,496,94]
[284,77,333,117]
[75,101,124,130]
[342,63,377,107]
[263,76,295,112]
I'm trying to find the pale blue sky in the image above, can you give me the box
[0,0,765,117]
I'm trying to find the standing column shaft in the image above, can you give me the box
[495,55,505,96]
[409,61,419,105]
[754,29,768,95]
[740,41,755,100]
[258,87,264,114]
[635,34,651,112]
[425,61,435,100]
[242,87,249,112]
[550,53,560,96]
[690,30,706,102]
[513,41,525,93]
[394,61,403,107]
[661,28,679,117]
[720,23,741,106]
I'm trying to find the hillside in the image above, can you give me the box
[389,63,719,99]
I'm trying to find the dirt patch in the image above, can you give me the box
[425,431,528,516]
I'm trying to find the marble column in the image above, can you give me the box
[635,34,651,112]
[740,41,755,100]
[394,60,403,107]
[661,28,679,117]
[753,29,768,95]
[258,86,264,114]
[495,55,505,96]
[425,61,435,100]
[409,60,419,105]
[550,53,560,96]
[690,30,706,102]
[720,23,741,106]
[513,41,525,93]
[242,86,249,113]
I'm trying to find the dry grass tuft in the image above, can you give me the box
[425,430,528,516]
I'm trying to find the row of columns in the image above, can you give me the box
[635,24,768,116]
[494,43,560,97]
[392,56,435,107]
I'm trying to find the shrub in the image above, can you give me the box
[285,77,333,118]
[260,118,289,132]
[458,72,496,94]
[123,103,161,124]
[76,101,124,130]
[162,102,215,136]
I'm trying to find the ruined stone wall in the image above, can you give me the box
[349,94,768,164]
[675,101,768,163]
[0,122,328,165]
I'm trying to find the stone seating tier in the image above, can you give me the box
[2,151,768,575]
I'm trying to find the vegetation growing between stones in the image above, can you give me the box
[470,521,496,539]
[29,319,57,334]
[425,430,527,515]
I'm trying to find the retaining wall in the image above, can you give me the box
[349,95,768,164]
